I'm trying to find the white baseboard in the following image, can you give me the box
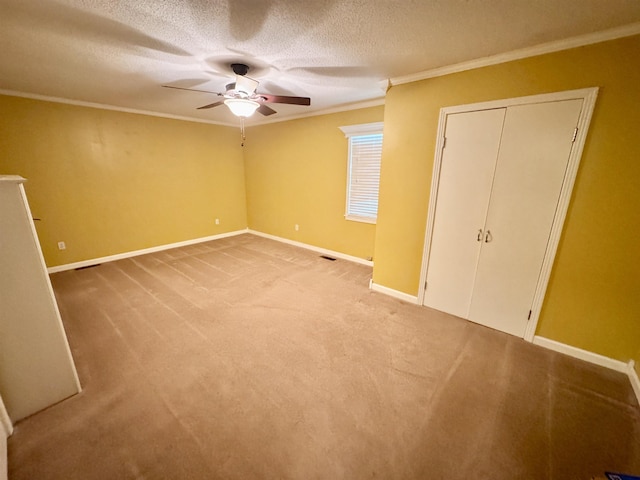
[369,280,419,304]
[532,336,628,373]
[247,230,373,267]
[47,229,249,273]
[628,360,640,406]
[533,336,640,405]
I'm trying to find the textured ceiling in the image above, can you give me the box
[1,0,640,126]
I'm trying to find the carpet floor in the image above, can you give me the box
[7,234,640,479]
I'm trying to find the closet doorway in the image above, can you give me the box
[418,88,598,340]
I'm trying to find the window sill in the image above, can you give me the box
[345,215,377,225]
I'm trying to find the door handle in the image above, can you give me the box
[484,230,492,243]
[477,229,483,242]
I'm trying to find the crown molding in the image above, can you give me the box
[391,22,640,86]
[0,89,233,127]
[0,88,385,127]
[338,122,384,137]
[249,98,386,126]
[3,22,637,125]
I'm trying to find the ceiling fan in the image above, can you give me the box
[163,63,311,118]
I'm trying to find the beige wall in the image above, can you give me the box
[373,35,640,362]
[0,95,247,267]
[244,106,384,261]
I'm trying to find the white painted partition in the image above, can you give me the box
[0,394,11,480]
[0,176,80,423]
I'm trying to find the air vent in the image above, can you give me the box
[320,255,337,261]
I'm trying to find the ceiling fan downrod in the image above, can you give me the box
[240,117,246,147]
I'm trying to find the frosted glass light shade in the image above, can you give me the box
[224,98,260,117]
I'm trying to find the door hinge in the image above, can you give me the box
[442,137,447,149]
[571,127,578,143]
[424,281,428,291]
[527,310,532,320]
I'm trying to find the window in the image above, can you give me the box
[339,122,384,224]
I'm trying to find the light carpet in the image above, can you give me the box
[8,234,640,479]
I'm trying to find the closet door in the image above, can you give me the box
[423,108,505,318]
[468,99,583,336]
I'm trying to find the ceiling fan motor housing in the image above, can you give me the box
[230,63,250,76]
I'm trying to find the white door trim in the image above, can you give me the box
[418,87,599,342]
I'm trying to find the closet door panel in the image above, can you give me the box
[424,108,505,318]
[468,99,583,336]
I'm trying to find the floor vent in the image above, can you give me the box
[320,255,337,261]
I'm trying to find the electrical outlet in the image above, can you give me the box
[215,218,220,225]
[294,224,299,231]
[57,241,66,250]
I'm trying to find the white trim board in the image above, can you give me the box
[0,89,384,128]
[47,229,249,273]
[369,281,419,304]
[0,396,11,438]
[252,98,385,126]
[247,230,373,267]
[391,22,640,86]
[533,336,640,406]
[533,336,628,372]
[0,89,231,127]
[628,361,640,406]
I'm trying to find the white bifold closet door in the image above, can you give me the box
[424,108,506,319]
[424,99,583,337]
[469,100,583,335]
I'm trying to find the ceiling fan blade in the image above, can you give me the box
[259,94,311,106]
[197,100,225,110]
[162,85,224,96]
[257,104,277,116]
[235,74,259,96]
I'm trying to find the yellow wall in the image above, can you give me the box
[2,36,637,365]
[373,35,640,362]
[243,106,384,260]
[0,95,247,267]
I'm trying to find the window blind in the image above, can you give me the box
[347,133,383,222]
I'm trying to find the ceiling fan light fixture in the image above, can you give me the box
[224,98,260,117]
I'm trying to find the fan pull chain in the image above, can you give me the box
[240,117,246,147]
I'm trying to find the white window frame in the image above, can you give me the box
[339,122,384,224]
